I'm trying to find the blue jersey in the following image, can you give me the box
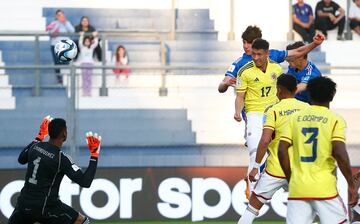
[225,49,288,78]
[287,61,321,103]
[293,3,313,23]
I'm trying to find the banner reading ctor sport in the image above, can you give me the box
[0,167,353,222]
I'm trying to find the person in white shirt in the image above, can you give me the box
[46,10,75,84]
[77,31,99,96]
[349,0,360,36]
[112,45,130,81]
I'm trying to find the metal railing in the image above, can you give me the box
[0,31,168,96]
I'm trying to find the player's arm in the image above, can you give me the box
[19,115,53,164]
[278,140,292,182]
[62,132,101,188]
[285,33,325,61]
[219,62,239,93]
[18,142,36,164]
[249,128,274,182]
[295,83,307,94]
[218,76,236,93]
[333,141,358,207]
[234,91,245,122]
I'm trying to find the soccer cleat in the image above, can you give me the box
[86,131,102,158]
[35,115,53,141]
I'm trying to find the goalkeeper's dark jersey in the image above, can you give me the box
[17,141,98,210]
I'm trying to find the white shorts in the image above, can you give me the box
[246,112,266,193]
[287,196,348,224]
[253,171,288,203]
[245,112,264,155]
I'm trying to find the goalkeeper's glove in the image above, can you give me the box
[35,115,53,141]
[86,132,101,158]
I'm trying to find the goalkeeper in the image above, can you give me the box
[8,116,101,224]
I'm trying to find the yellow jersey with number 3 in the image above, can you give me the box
[264,98,309,178]
[236,60,282,113]
[280,105,347,199]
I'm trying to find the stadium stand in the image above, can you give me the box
[0,8,332,147]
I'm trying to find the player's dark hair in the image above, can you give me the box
[241,25,262,43]
[277,74,297,93]
[286,41,307,59]
[307,76,337,103]
[49,118,67,139]
[252,38,269,51]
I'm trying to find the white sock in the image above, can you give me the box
[237,205,259,224]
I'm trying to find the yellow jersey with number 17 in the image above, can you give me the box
[280,105,347,200]
[236,60,282,113]
[263,98,309,178]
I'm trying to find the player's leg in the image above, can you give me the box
[286,200,315,224]
[44,201,82,224]
[8,208,27,224]
[245,112,265,192]
[314,196,348,224]
[238,172,287,223]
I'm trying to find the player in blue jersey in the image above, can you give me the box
[285,41,322,103]
[218,25,325,93]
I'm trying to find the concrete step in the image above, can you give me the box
[0,97,15,109]
[12,87,67,97]
[0,108,188,119]
[0,129,196,147]
[43,8,210,19]
[0,88,12,97]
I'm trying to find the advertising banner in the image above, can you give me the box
[0,167,357,222]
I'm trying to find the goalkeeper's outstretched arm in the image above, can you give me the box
[62,132,101,188]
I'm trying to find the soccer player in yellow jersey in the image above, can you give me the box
[278,76,358,224]
[237,74,309,224]
[234,38,282,193]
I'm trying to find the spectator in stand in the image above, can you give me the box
[349,0,360,36]
[112,45,130,80]
[77,31,99,96]
[293,0,316,43]
[75,16,102,61]
[46,9,75,84]
[315,0,346,40]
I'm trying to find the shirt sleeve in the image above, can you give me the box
[269,49,288,63]
[332,117,346,143]
[264,107,276,131]
[280,118,293,145]
[61,153,98,188]
[332,2,340,11]
[65,21,75,33]
[236,71,248,92]
[308,5,314,16]
[225,58,242,78]
[18,141,37,164]
[315,2,321,14]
